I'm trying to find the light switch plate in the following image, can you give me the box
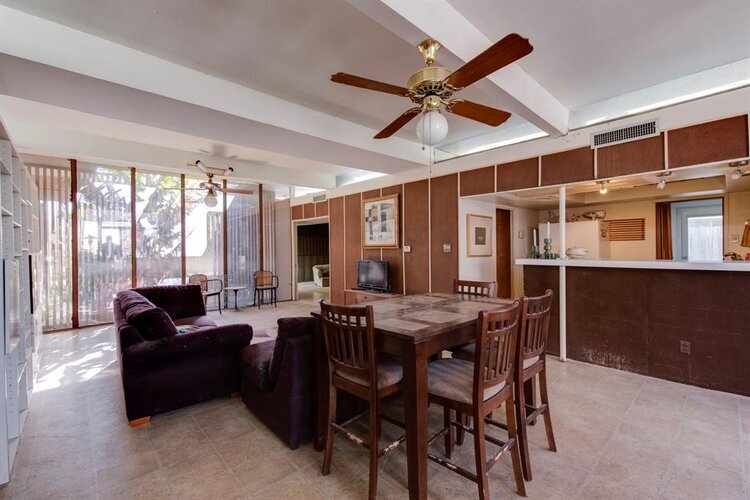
[404,245,411,252]
[442,243,452,253]
[518,230,525,239]
[730,234,740,243]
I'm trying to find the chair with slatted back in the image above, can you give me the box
[514,289,556,481]
[188,273,223,314]
[253,270,278,309]
[426,302,526,499]
[319,300,405,500]
[454,279,498,298]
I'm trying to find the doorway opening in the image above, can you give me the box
[295,221,329,303]
[496,208,512,298]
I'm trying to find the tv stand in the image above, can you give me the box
[344,288,401,305]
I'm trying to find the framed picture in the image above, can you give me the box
[467,214,492,257]
[362,194,399,248]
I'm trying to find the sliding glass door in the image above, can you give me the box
[185,177,223,279]
[77,164,133,326]
[135,172,182,285]
[225,182,259,307]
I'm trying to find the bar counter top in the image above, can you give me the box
[516,258,750,272]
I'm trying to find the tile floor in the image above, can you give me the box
[1,300,748,499]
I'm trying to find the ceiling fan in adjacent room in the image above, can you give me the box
[167,160,254,207]
[330,33,533,145]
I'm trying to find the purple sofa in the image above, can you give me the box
[240,317,315,449]
[114,284,253,423]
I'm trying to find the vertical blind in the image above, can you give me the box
[30,162,270,330]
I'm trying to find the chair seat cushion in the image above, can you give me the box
[428,358,506,404]
[452,344,540,369]
[255,285,277,290]
[336,356,403,389]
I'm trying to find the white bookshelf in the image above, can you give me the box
[0,127,42,484]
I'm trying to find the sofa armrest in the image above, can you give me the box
[271,335,313,398]
[242,340,274,391]
[121,323,253,372]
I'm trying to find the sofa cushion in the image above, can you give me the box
[269,317,315,382]
[117,290,155,312]
[126,305,178,340]
[133,284,206,320]
[173,315,218,328]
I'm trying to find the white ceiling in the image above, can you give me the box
[0,0,748,188]
[449,0,750,108]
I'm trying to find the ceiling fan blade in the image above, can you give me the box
[222,188,255,195]
[446,100,511,127]
[331,73,410,97]
[374,108,421,139]
[443,33,533,89]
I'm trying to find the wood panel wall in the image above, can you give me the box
[430,174,458,293]
[597,133,665,178]
[403,179,430,294]
[328,197,345,305]
[460,165,495,196]
[381,184,404,294]
[668,115,749,168]
[344,193,361,290]
[541,147,595,186]
[496,157,539,191]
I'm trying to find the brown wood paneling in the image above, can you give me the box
[303,203,315,219]
[541,147,594,186]
[460,165,495,196]
[362,249,381,261]
[315,200,328,218]
[381,184,403,294]
[668,115,749,168]
[361,188,381,200]
[562,267,750,396]
[328,197,345,304]
[597,133,665,178]
[344,193,361,290]
[495,209,511,298]
[291,204,304,221]
[523,265,559,355]
[496,157,538,192]
[430,174,458,293]
[403,180,429,294]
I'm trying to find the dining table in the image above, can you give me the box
[312,292,515,500]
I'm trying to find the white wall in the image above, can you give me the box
[458,198,496,282]
[458,198,536,298]
[274,199,293,301]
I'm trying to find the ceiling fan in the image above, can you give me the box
[168,160,254,207]
[331,33,533,145]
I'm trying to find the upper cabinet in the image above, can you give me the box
[597,133,665,179]
[667,115,749,168]
[540,147,594,186]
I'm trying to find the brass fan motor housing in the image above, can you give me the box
[407,66,454,106]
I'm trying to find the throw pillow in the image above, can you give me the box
[128,305,178,340]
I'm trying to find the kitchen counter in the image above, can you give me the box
[516,258,750,272]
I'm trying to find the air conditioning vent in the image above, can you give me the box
[312,194,327,203]
[591,120,659,148]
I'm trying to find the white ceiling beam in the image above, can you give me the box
[6,122,336,189]
[348,0,569,136]
[0,5,429,169]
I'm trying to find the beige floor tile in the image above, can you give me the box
[169,469,244,500]
[231,450,297,495]
[192,404,257,442]
[95,448,161,488]
[661,469,745,500]
[100,470,173,500]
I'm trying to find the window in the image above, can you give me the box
[225,183,259,307]
[671,199,723,261]
[135,172,182,285]
[185,177,223,279]
[77,164,133,326]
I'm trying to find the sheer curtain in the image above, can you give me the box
[262,187,276,274]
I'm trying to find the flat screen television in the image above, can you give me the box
[356,259,389,292]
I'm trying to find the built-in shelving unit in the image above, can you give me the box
[0,122,42,485]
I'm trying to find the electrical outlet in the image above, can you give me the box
[679,340,691,354]
[442,243,452,253]
[403,245,411,253]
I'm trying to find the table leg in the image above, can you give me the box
[402,342,428,500]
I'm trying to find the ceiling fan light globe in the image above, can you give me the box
[415,110,449,145]
[204,191,218,207]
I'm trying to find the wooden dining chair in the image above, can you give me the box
[426,302,526,499]
[319,301,406,500]
[513,290,556,481]
[454,279,498,298]
[188,273,223,314]
[452,290,557,481]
